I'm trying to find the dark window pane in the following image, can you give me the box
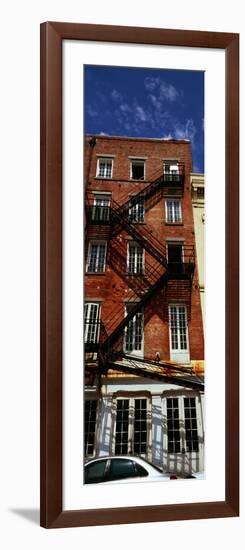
[135,463,148,477]
[85,460,107,484]
[108,459,136,481]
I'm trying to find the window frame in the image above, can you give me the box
[86,240,107,273]
[127,241,145,275]
[163,393,202,458]
[163,159,179,175]
[84,398,98,458]
[84,302,101,344]
[130,159,146,181]
[124,304,144,357]
[128,196,145,223]
[168,304,190,363]
[165,199,182,224]
[96,157,113,179]
[167,241,185,264]
[92,192,111,222]
[113,396,151,458]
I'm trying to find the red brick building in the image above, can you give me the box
[84,135,205,476]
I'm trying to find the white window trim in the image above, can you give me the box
[127,241,145,274]
[112,396,151,458]
[163,159,179,173]
[130,159,146,180]
[84,302,101,344]
[124,305,144,357]
[162,392,203,463]
[86,240,107,273]
[92,191,112,196]
[165,199,182,223]
[168,304,190,363]
[92,193,111,206]
[96,157,114,179]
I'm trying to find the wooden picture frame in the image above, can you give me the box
[40,22,239,528]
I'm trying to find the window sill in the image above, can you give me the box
[94,176,113,180]
[85,271,106,275]
[165,222,184,226]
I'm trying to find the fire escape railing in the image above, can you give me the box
[85,164,196,365]
[86,194,168,267]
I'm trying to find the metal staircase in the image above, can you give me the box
[85,165,198,387]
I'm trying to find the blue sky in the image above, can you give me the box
[85,66,204,173]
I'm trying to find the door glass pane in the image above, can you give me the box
[167,398,181,453]
[115,400,129,455]
[84,400,97,456]
[184,397,199,452]
[133,399,147,454]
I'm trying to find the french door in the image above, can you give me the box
[163,394,204,474]
[113,397,150,459]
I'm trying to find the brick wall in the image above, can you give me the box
[85,135,204,362]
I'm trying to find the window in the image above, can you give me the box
[96,157,113,178]
[130,159,145,180]
[128,197,145,223]
[91,193,111,222]
[184,397,199,452]
[85,459,108,484]
[127,242,144,274]
[166,398,181,453]
[84,400,97,457]
[169,305,189,363]
[84,302,100,344]
[166,199,182,223]
[108,459,136,481]
[163,160,179,182]
[124,305,144,356]
[114,398,149,456]
[166,396,199,454]
[87,241,106,273]
[167,242,184,265]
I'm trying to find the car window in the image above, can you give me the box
[134,462,149,477]
[108,459,136,481]
[85,460,108,483]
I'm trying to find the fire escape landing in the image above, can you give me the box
[85,165,202,390]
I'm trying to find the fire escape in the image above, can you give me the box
[85,165,203,390]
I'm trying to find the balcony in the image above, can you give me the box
[161,163,185,194]
[166,244,195,280]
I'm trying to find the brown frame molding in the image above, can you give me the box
[40,22,239,528]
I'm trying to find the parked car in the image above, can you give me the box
[184,472,205,480]
[84,455,178,484]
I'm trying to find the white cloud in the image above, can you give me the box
[87,105,98,117]
[159,82,179,102]
[174,119,196,142]
[111,89,123,102]
[119,103,131,113]
[135,105,147,122]
[148,94,162,111]
[144,76,160,91]
[145,77,179,103]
